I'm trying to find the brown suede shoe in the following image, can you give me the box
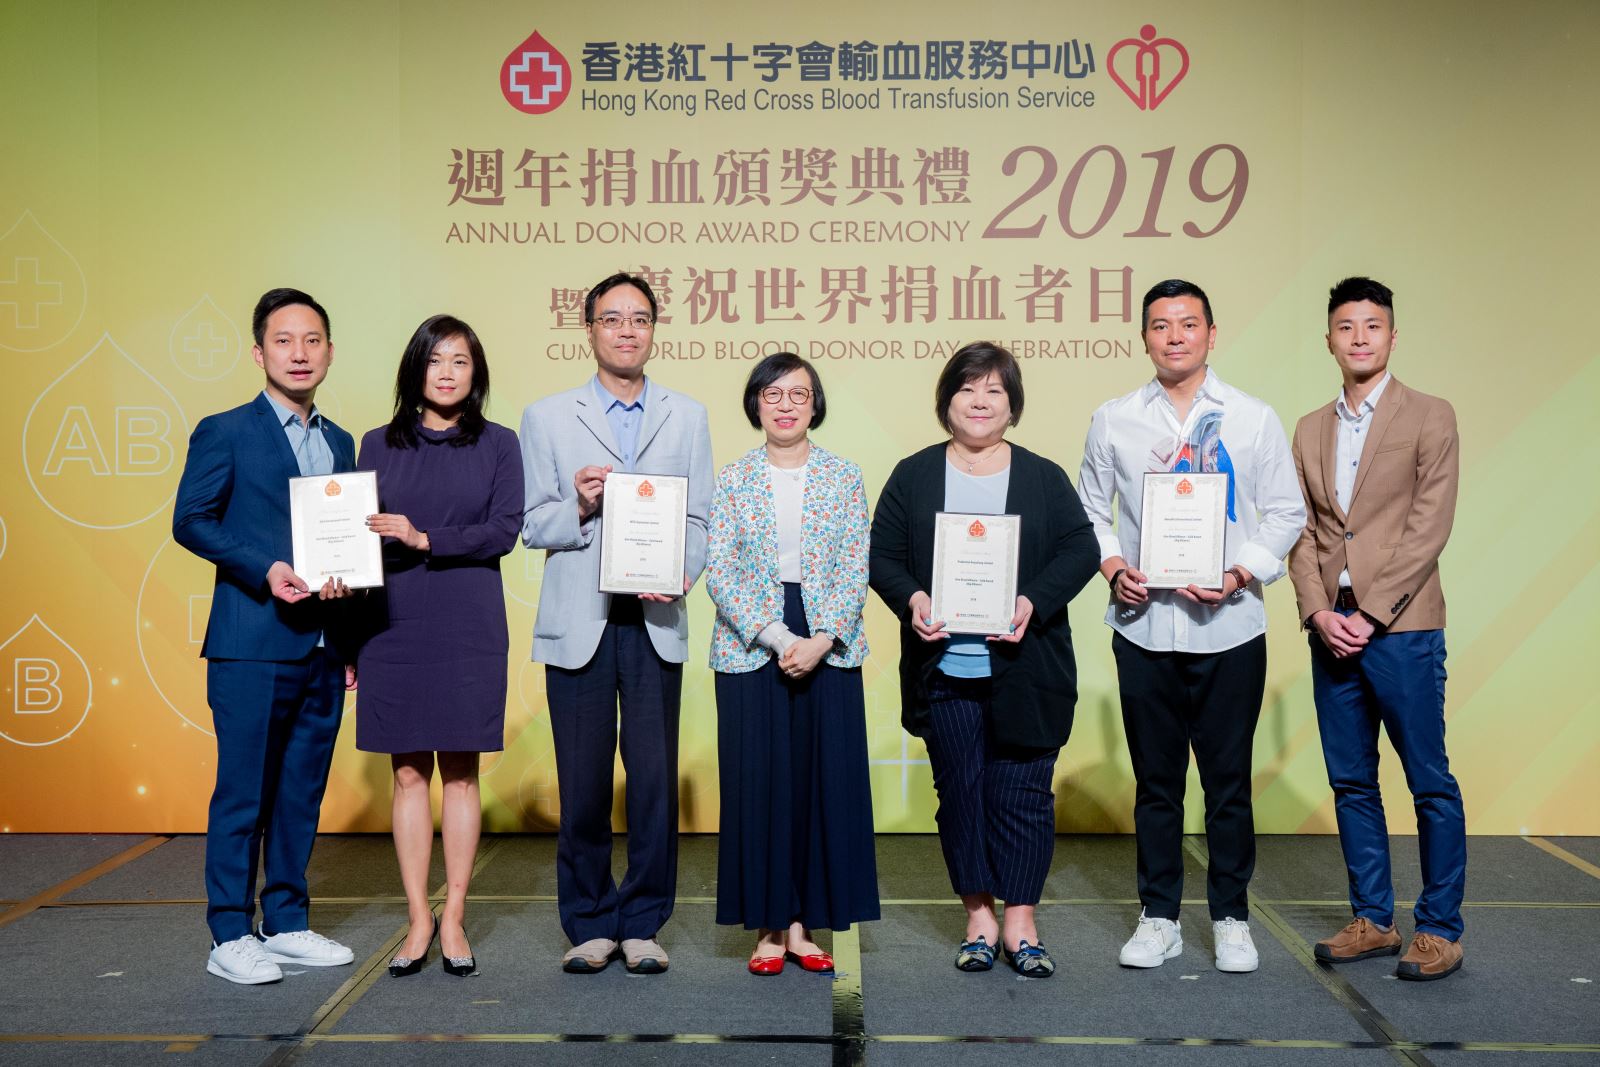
[1396,932,1463,981]
[1314,917,1402,963]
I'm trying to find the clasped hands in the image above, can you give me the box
[907,590,1034,644]
[778,634,833,679]
[1310,609,1375,658]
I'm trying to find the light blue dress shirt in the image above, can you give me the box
[262,390,334,477]
[592,376,648,472]
[263,390,334,644]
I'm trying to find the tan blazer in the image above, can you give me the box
[1288,377,1458,632]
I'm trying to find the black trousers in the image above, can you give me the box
[1112,633,1266,921]
[545,597,682,944]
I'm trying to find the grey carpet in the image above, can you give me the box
[1271,903,1600,1045]
[328,901,834,1037]
[0,902,406,1035]
[860,903,1371,1043]
[0,834,150,900]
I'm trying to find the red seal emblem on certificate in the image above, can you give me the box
[967,518,987,538]
[323,479,342,497]
[1176,478,1193,495]
[637,479,655,499]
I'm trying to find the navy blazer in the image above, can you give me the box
[868,442,1100,750]
[173,392,357,662]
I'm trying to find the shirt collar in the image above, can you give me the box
[262,389,322,428]
[592,374,648,412]
[1142,366,1227,407]
[1336,372,1391,420]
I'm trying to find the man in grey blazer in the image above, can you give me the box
[521,272,713,974]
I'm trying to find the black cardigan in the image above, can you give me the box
[868,442,1100,749]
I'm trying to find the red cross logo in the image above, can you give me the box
[501,30,572,115]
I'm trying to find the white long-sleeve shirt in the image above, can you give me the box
[1077,368,1306,653]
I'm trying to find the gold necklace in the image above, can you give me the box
[950,440,1004,472]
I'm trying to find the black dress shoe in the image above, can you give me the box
[388,916,437,977]
[442,927,477,977]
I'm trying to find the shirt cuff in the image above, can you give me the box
[756,622,800,655]
[1233,542,1285,586]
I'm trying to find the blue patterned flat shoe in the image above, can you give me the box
[955,935,997,972]
[1004,939,1055,978]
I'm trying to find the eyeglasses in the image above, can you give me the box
[759,386,812,406]
[591,313,655,331]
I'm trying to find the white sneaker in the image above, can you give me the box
[258,927,355,967]
[207,935,283,984]
[1213,917,1259,973]
[1118,910,1183,968]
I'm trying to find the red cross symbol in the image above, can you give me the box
[501,30,572,115]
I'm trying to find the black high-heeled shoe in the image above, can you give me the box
[442,938,477,978]
[388,916,437,978]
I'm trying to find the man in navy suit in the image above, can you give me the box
[173,288,359,984]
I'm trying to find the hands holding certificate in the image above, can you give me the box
[267,560,354,604]
[1104,556,1250,607]
[909,589,1035,643]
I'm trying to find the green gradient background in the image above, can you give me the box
[0,1,1594,834]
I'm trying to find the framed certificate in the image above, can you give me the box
[599,472,688,596]
[289,471,384,589]
[1138,472,1227,589]
[930,512,1021,635]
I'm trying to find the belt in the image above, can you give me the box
[1335,587,1359,611]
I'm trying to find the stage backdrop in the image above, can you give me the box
[1,1,1595,835]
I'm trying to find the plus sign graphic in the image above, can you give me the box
[501,29,572,115]
[182,321,229,370]
[0,258,63,329]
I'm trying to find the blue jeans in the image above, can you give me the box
[1309,612,1465,940]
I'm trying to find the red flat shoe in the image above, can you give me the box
[786,950,834,973]
[748,954,785,976]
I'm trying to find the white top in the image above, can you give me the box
[771,462,806,583]
[1334,372,1392,589]
[756,461,809,656]
[1077,368,1306,653]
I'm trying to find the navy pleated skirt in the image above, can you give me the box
[714,583,880,932]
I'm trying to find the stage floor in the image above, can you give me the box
[1,834,1596,1065]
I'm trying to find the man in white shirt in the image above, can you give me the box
[1077,279,1305,974]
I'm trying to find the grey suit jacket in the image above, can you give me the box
[520,378,714,668]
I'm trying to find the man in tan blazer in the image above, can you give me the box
[1289,276,1466,981]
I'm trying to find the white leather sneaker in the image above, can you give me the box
[1213,917,1259,973]
[207,935,283,984]
[1118,910,1183,968]
[258,927,355,967]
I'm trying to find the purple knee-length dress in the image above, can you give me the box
[355,421,523,753]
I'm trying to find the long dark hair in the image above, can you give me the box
[385,315,490,449]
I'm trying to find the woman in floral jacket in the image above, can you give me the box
[705,352,880,975]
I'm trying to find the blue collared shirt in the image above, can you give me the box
[262,390,334,477]
[262,390,334,645]
[592,375,648,472]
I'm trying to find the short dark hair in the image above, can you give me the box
[584,272,658,322]
[741,352,826,430]
[1141,279,1213,328]
[935,342,1024,434]
[252,287,330,347]
[1327,276,1395,326]
[385,314,491,449]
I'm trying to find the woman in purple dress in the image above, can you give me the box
[356,315,523,978]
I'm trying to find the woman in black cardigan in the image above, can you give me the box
[869,342,1099,977]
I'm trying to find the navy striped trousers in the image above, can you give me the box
[922,672,1060,904]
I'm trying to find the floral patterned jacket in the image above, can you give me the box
[705,443,870,673]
